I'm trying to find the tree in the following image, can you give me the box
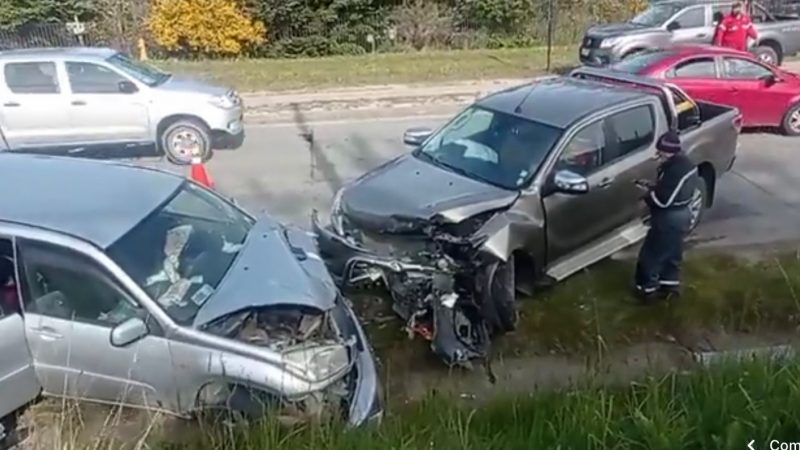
[148,0,266,56]
[0,0,93,29]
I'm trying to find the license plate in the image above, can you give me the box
[580,48,590,57]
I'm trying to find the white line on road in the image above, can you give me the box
[246,113,455,129]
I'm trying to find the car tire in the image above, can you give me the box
[753,45,780,65]
[486,256,518,334]
[780,103,800,136]
[687,176,709,234]
[160,118,212,166]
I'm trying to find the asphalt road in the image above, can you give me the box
[144,116,800,252]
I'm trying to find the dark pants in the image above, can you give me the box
[635,207,692,294]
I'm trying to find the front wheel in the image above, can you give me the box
[780,103,800,136]
[481,256,518,334]
[160,118,212,165]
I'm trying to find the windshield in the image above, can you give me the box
[106,52,170,86]
[611,49,673,73]
[107,182,255,325]
[414,106,563,190]
[631,4,682,26]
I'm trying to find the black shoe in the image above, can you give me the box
[633,286,660,304]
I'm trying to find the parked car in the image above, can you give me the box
[0,47,244,164]
[0,153,381,441]
[579,0,800,66]
[312,68,741,367]
[609,44,800,134]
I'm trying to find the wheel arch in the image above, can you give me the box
[156,114,212,141]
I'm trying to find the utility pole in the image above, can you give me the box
[546,0,555,71]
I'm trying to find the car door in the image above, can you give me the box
[664,56,725,103]
[64,61,150,144]
[719,56,788,126]
[543,103,660,261]
[0,61,74,149]
[0,238,40,420]
[16,238,175,411]
[667,5,713,44]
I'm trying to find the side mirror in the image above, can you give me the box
[118,80,138,94]
[552,170,590,195]
[403,127,433,147]
[759,73,778,86]
[110,317,148,347]
[666,21,680,31]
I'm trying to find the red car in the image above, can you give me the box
[610,45,800,135]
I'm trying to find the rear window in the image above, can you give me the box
[610,50,673,74]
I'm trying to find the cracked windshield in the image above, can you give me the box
[4,0,800,448]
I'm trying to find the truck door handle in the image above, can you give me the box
[31,326,63,341]
[71,100,86,106]
[3,102,20,107]
[695,33,708,37]
[596,178,614,189]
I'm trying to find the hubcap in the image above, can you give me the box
[790,110,800,132]
[689,187,704,229]
[169,127,202,161]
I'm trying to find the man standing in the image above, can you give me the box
[634,131,699,302]
[713,1,757,52]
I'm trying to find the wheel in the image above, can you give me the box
[687,176,709,234]
[485,256,518,334]
[753,45,780,65]
[160,118,212,165]
[780,103,800,136]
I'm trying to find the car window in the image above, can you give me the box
[66,62,127,94]
[722,57,773,79]
[669,57,717,78]
[0,238,19,317]
[556,121,605,176]
[18,240,143,327]
[3,62,60,94]
[671,6,706,28]
[605,105,656,161]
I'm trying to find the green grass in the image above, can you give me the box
[161,357,800,450]
[361,250,800,375]
[154,47,576,92]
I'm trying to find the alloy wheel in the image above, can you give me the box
[688,187,704,230]
[169,127,203,162]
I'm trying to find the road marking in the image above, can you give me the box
[246,113,455,129]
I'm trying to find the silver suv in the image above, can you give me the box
[0,47,244,164]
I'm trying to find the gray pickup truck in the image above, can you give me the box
[580,0,800,66]
[312,68,741,367]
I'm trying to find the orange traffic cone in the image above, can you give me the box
[189,155,214,189]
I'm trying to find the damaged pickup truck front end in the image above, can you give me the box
[313,153,527,368]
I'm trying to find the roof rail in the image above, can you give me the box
[569,66,686,130]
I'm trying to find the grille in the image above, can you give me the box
[583,36,601,48]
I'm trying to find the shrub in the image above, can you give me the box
[147,0,265,56]
[389,0,456,50]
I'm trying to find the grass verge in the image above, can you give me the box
[166,357,800,449]
[155,47,576,92]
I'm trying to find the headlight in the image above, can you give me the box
[600,37,621,48]
[330,187,345,235]
[209,93,236,109]
[284,344,351,382]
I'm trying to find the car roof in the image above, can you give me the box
[0,153,183,249]
[475,76,649,128]
[652,0,736,6]
[0,47,116,62]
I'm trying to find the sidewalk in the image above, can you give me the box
[242,60,800,124]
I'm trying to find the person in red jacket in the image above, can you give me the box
[713,1,758,51]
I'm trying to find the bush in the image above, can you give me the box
[147,0,265,56]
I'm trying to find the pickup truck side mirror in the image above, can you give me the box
[403,127,433,147]
[118,80,138,94]
[666,21,681,31]
[552,170,590,195]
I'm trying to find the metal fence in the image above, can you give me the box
[0,23,91,50]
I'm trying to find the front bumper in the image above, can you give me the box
[579,46,615,66]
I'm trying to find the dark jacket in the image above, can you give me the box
[645,153,698,211]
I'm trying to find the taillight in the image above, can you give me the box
[733,113,743,132]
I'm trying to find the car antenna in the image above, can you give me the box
[513,84,536,114]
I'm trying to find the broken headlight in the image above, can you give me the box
[330,188,345,236]
[284,344,351,383]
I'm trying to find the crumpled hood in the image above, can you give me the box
[340,154,519,232]
[586,22,661,39]
[192,216,337,327]
[157,75,231,97]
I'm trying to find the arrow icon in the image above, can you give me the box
[748,440,755,450]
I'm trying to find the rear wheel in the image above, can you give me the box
[754,45,780,65]
[688,177,708,234]
[780,103,800,136]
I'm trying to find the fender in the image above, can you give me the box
[473,209,543,262]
